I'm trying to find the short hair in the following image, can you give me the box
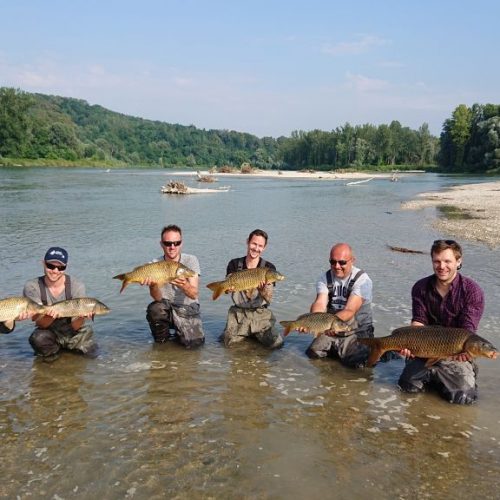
[161,224,182,239]
[431,239,462,260]
[248,229,268,244]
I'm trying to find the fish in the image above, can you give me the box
[206,268,285,300]
[280,312,357,337]
[358,325,498,367]
[113,260,196,293]
[46,298,111,320]
[0,296,48,329]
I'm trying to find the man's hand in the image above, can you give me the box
[399,348,415,360]
[450,352,472,362]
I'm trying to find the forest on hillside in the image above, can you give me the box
[0,87,498,172]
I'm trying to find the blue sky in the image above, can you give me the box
[1,1,498,137]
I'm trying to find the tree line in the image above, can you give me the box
[0,87,498,172]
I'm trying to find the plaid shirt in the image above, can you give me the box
[411,273,484,333]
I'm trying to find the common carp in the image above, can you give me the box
[46,298,110,320]
[0,296,47,329]
[113,261,196,293]
[280,312,356,337]
[206,268,285,300]
[358,326,498,367]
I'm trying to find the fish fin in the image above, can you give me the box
[4,320,14,330]
[206,282,223,300]
[357,338,382,367]
[424,358,441,367]
[119,280,129,294]
[113,273,125,280]
[279,321,292,336]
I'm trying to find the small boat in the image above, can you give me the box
[160,180,230,194]
[346,177,374,186]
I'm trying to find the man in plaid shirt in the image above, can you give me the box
[398,239,485,404]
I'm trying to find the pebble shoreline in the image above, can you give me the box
[401,181,500,248]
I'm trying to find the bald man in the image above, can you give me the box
[306,243,374,368]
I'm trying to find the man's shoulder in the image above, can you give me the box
[412,274,433,291]
[262,258,276,271]
[457,274,483,293]
[352,266,370,281]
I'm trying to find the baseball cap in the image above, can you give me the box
[44,247,68,265]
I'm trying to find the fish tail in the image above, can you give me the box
[358,338,384,367]
[279,321,293,336]
[206,281,223,300]
[113,274,129,293]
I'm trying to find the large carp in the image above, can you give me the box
[113,260,196,293]
[206,268,285,300]
[0,296,47,329]
[46,298,110,320]
[280,312,356,337]
[358,325,498,367]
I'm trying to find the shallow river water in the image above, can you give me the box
[1,168,499,499]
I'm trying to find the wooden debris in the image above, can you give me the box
[388,245,425,254]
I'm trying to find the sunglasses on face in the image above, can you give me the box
[45,262,67,271]
[329,259,350,266]
[162,240,182,247]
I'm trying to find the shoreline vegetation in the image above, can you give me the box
[402,181,500,248]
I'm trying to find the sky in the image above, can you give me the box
[1,0,498,138]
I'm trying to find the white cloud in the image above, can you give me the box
[345,72,390,92]
[322,35,389,56]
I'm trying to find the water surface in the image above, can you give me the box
[1,168,499,498]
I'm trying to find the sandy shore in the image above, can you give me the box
[402,181,500,248]
[175,169,405,180]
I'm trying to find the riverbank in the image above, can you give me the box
[402,180,500,248]
[177,169,411,180]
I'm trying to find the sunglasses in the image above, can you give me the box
[329,259,350,266]
[162,240,182,247]
[45,262,67,271]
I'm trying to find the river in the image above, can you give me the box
[1,168,499,499]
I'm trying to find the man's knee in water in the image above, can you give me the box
[29,329,60,357]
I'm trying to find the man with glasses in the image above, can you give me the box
[145,224,205,348]
[398,239,484,404]
[220,229,283,348]
[22,247,96,361]
[305,242,374,368]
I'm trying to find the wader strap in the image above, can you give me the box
[38,275,72,305]
[236,257,268,271]
[38,276,48,305]
[326,269,365,303]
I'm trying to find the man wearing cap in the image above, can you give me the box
[22,247,97,361]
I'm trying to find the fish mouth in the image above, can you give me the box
[487,351,498,359]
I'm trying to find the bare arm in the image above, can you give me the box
[171,274,199,300]
[310,293,328,313]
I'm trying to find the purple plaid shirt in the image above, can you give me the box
[411,273,484,332]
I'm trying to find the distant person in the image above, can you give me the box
[23,247,97,361]
[305,243,374,368]
[145,225,205,348]
[398,239,485,404]
[221,229,283,348]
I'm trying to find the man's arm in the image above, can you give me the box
[171,274,199,300]
[310,293,328,313]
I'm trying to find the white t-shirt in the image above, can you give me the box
[316,265,373,328]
